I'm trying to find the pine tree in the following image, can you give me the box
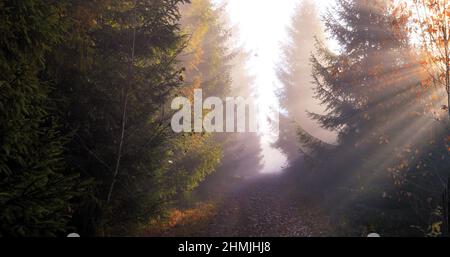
[165,0,234,201]
[0,0,86,236]
[300,0,428,234]
[305,0,415,157]
[199,49,264,197]
[48,0,189,235]
[276,0,331,161]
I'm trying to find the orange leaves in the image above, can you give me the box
[180,0,214,89]
[420,76,433,88]
[165,202,216,228]
[392,1,412,38]
[402,0,450,112]
[392,1,410,20]
[142,202,216,236]
[427,26,438,34]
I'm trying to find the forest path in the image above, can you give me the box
[157,169,332,237]
[201,174,325,237]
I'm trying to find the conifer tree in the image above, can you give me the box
[304,0,415,157]
[276,0,328,161]
[301,0,427,234]
[48,0,189,235]
[0,0,85,236]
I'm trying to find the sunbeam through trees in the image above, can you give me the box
[0,0,449,239]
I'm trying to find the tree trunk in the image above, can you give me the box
[107,1,137,204]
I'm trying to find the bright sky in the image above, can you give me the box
[213,0,337,173]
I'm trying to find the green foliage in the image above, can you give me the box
[299,0,450,235]
[45,0,191,234]
[164,0,236,203]
[0,0,86,236]
[0,0,255,237]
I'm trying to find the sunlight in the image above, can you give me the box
[212,0,444,174]
[4,0,450,239]
[213,0,337,173]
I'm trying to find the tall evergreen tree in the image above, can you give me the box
[198,49,264,197]
[302,0,418,157]
[301,0,430,235]
[0,0,86,236]
[47,0,189,235]
[276,0,331,161]
[163,0,234,202]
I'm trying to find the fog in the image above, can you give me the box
[213,0,339,172]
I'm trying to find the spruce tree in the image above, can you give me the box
[276,0,331,161]
[48,0,189,235]
[0,0,85,236]
[304,0,415,157]
[301,0,425,234]
[166,0,234,200]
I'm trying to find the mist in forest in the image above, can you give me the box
[0,0,449,238]
[214,0,337,170]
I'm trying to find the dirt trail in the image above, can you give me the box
[160,171,331,237]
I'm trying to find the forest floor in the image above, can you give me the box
[143,166,333,237]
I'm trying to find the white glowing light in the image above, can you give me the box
[213,0,337,173]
